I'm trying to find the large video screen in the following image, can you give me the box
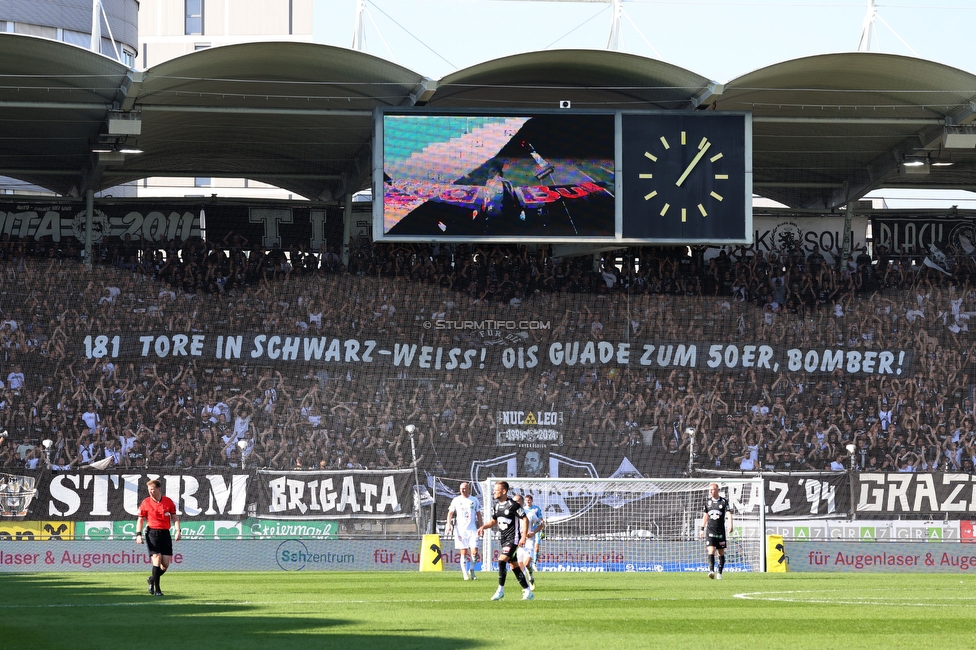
[375,112,616,242]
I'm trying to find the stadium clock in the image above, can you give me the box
[621,112,751,242]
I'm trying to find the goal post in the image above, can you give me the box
[480,477,765,573]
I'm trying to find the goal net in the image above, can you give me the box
[480,477,765,573]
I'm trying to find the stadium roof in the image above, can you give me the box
[1,33,975,210]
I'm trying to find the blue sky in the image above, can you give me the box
[312,0,976,81]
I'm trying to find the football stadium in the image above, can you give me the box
[2,1,976,648]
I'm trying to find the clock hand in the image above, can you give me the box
[675,139,712,187]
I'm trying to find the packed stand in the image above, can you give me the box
[0,233,973,478]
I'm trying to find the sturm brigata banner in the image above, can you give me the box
[255,469,412,520]
[11,469,414,522]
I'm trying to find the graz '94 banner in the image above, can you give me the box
[701,471,851,517]
[15,469,414,522]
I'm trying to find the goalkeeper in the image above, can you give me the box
[700,482,732,580]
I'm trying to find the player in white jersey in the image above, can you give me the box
[446,482,483,580]
[514,494,545,590]
[523,494,545,564]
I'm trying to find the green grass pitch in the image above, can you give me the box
[1,571,974,649]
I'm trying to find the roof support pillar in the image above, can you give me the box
[84,189,94,271]
[341,189,353,269]
[842,183,854,267]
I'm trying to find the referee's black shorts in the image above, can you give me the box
[145,528,174,556]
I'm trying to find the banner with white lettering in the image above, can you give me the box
[17,469,414,522]
[495,410,564,447]
[254,469,413,520]
[854,473,976,516]
[870,217,974,257]
[79,332,915,377]
[33,470,249,521]
[27,470,976,520]
[0,199,343,248]
[699,471,851,517]
[763,473,851,517]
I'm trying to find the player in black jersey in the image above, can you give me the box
[700,482,733,579]
[477,480,534,601]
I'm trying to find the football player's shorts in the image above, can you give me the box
[499,542,519,559]
[454,529,480,551]
[517,537,536,564]
[705,533,727,550]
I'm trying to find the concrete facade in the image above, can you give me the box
[0,0,137,64]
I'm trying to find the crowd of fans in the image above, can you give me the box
[0,232,974,479]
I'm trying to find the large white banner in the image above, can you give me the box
[751,215,870,257]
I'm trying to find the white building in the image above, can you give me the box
[0,0,137,63]
[137,0,314,199]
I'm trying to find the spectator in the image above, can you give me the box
[0,236,971,486]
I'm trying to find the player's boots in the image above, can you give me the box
[490,587,504,601]
[147,575,155,595]
[522,588,534,600]
[716,573,723,580]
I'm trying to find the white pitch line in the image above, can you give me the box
[733,590,976,607]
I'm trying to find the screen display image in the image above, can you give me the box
[379,113,615,240]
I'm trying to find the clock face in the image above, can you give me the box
[621,113,750,241]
